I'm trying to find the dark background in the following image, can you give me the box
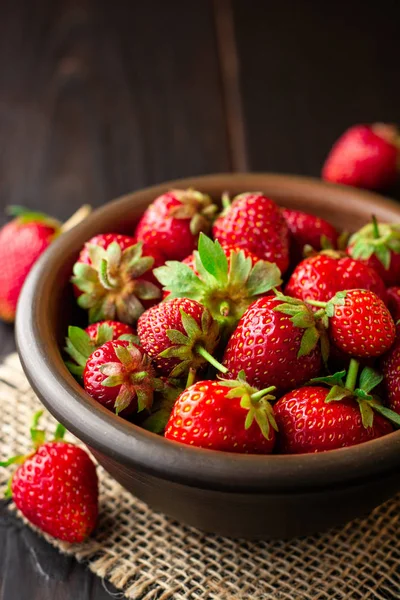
[1,0,400,597]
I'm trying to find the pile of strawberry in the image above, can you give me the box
[64,188,400,455]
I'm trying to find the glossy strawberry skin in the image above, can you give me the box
[212,193,290,274]
[274,386,393,454]
[85,320,136,340]
[387,287,400,322]
[222,296,322,394]
[285,253,387,305]
[0,220,58,322]
[164,380,276,454]
[83,340,153,416]
[381,327,400,414]
[12,441,98,543]
[134,191,212,261]
[282,208,338,263]
[329,290,395,358]
[137,298,217,376]
[322,124,399,190]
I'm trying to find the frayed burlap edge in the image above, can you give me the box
[1,353,400,600]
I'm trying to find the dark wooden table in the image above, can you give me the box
[1,1,400,597]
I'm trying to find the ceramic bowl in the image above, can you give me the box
[16,173,400,539]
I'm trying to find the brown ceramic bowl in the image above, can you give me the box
[15,174,400,539]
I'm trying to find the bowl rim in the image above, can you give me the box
[16,172,400,494]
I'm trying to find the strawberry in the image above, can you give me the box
[83,340,155,415]
[347,217,400,287]
[64,320,138,378]
[222,292,326,395]
[381,326,400,414]
[282,207,338,264]
[212,192,290,274]
[0,412,98,543]
[322,123,400,190]
[164,372,277,454]
[0,207,61,322]
[134,189,217,261]
[285,251,387,306]
[309,290,395,359]
[154,234,282,334]
[387,287,400,322]
[137,298,225,384]
[72,234,163,324]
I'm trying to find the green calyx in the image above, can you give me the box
[64,324,139,379]
[154,233,282,332]
[272,290,330,362]
[6,205,61,230]
[71,241,161,324]
[99,343,154,414]
[310,360,400,429]
[159,307,226,381]
[219,370,278,440]
[141,377,184,434]
[0,411,66,498]
[168,188,218,235]
[348,217,400,270]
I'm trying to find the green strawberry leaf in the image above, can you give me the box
[154,262,205,300]
[96,323,115,346]
[66,326,93,361]
[65,361,84,378]
[246,260,282,296]
[180,309,202,340]
[325,385,350,403]
[298,326,320,358]
[373,404,400,428]
[310,370,347,387]
[198,233,228,284]
[227,250,252,289]
[358,367,383,394]
[375,244,391,270]
[358,400,374,429]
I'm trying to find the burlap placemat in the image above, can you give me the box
[1,352,400,600]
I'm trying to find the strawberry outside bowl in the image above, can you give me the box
[15,173,400,540]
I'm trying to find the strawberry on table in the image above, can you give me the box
[0,204,90,323]
[212,192,290,274]
[347,217,400,287]
[282,207,338,264]
[134,188,217,261]
[274,362,398,454]
[322,123,400,190]
[285,251,387,306]
[64,320,138,378]
[307,289,395,359]
[83,340,155,416]
[154,233,282,334]
[72,233,163,324]
[0,412,98,543]
[165,371,277,454]
[137,298,226,385]
[222,291,326,395]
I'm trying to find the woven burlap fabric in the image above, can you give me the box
[1,353,400,600]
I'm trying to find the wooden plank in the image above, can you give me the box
[232,0,400,177]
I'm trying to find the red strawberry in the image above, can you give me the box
[387,287,400,322]
[164,373,277,454]
[381,326,400,414]
[0,413,98,543]
[282,208,338,264]
[347,217,400,287]
[134,189,217,261]
[137,298,223,382]
[64,320,138,378]
[212,192,290,274]
[318,289,396,359]
[222,293,325,395]
[72,233,163,324]
[285,251,387,306]
[274,386,392,454]
[83,340,154,415]
[154,234,282,334]
[322,123,400,190]
[0,207,61,322]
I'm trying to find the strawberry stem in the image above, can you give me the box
[221,192,231,211]
[250,386,276,401]
[372,215,380,239]
[305,300,327,309]
[186,367,197,388]
[195,344,228,374]
[345,358,360,392]
[219,301,231,317]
